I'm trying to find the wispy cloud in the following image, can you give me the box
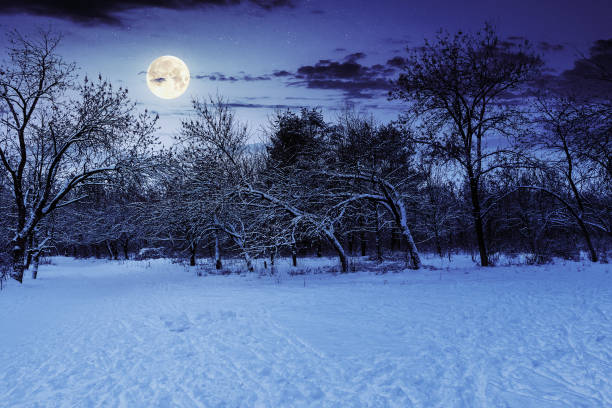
[194,72,272,82]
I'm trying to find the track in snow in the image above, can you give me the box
[0,256,610,407]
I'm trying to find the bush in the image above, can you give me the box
[134,247,167,260]
[525,253,553,265]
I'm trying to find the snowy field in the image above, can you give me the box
[0,255,611,407]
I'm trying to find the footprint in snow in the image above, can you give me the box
[160,313,191,333]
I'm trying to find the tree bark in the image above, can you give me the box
[105,240,114,260]
[122,239,129,260]
[375,204,383,262]
[190,242,197,266]
[25,234,33,270]
[10,237,27,283]
[360,226,367,256]
[468,176,489,266]
[325,230,348,273]
[391,228,399,252]
[577,218,598,262]
[385,194,421,269]
[400,225,421,269]
[214,230,222,269]
[434,227,443,258]
[270,251,276,275]
[31,253,40,280]
[243,252,254,272]
[111,241,119,260]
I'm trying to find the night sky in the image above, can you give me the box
[1,0,611,142]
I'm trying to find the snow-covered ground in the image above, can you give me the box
[0,255,610,407]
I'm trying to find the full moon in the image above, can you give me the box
[146,56,190,99]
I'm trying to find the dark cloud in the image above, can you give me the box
[334,48,347,52]
[243,75,271,81]
[293,78,392,99]
[529,39,612,98]
[0,0,294,25]
[538,41,564,52]
[500,37,563,54]
[272,70,291,77]
[297,61,363,79]
[559,38,612,96]
[280,52,400,99]
[498,35,531,51]
[565,39,612,81]
[150,77,165,83]
[386,56,406,67]
[344,52,366,62]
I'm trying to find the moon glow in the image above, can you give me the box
[146,56,190,99]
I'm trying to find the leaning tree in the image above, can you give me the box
[0,31,157,282]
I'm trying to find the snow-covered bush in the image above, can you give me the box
[135,247,167,260]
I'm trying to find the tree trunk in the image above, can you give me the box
[316,240,322,257]
[577,218,598,262]
[214,231,222,269]
[10,237,27,283]
[111,241,119,260]
[400,225,421,269]
[434,226,443,258]
[375,204,382,262]
[391,228,399,252]
[360,228,366,256]
[31,253,40,280]
[325,230,348,273]
[388,198,421,269]
[25,234,33,270]
[270,251,276,275]
[291,243,297,267]
[123,239,129,260]
[231,235,253,272]
[105,240,114,260]
[243,252,254,272]
[468,177,489,266]
[190,242,197,266]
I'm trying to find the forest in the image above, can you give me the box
[1,25,610,285]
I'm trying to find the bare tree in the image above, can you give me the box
[391,23,542,266]
[0,30,157,282]
[322,115,423,268]
[518,95,610,261]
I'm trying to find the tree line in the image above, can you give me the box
[1,25,610,284]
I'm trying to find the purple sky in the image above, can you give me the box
[1,0,611,142]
